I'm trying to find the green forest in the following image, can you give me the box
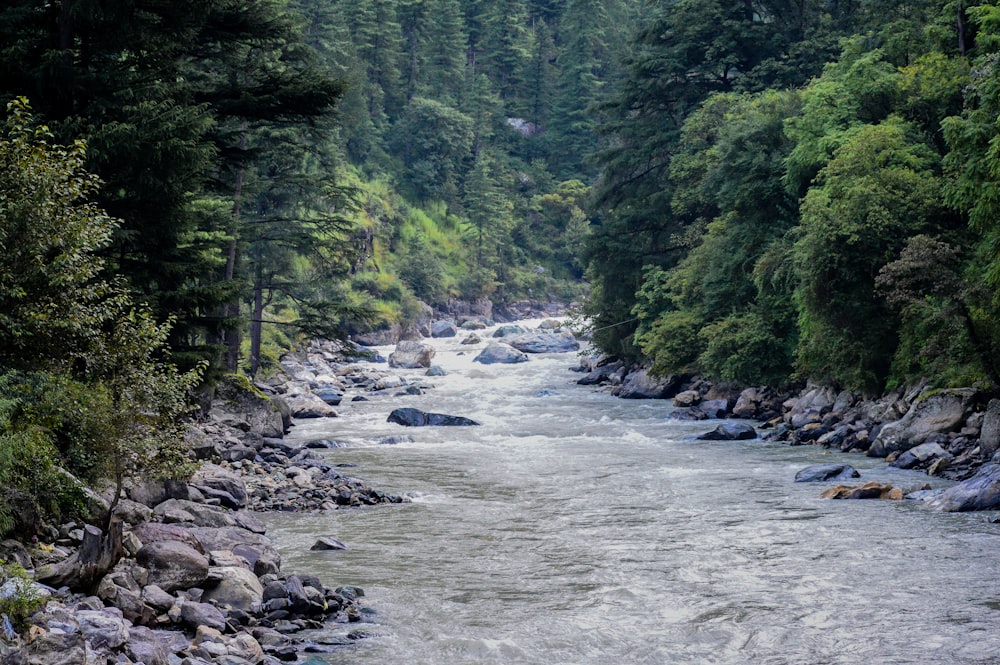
[3,0,1000,530]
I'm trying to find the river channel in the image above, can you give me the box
[262,322,1000,664]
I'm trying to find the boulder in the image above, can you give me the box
[136,540,210,593]
[185,527,281,577]
[152,499,238,528]
[492,325,526,338]
[124,626,171,665]
[473,343,529,365]
[696,422,758,441]
[461,318,488,330]
[210,376,285,439]
[821,482,903,500]
[311,537,348,551]
[870,389,978,457]
[923,464,1000,511]
[794,463,860,483]
[179,601,227,632]
[131,522,207,553]
[430,320,458,338]
[889,442,953,470]
[506,331,579,354]
[191,463,248,509]
[461,334,482,345]
[284,392,338,419]
[673,390,701,408]
[387,408,480,427]
[312,387,343,406]
[615,369,680,399]
[537,319,562,330]
[784,386,837,424]
[202,566,264,611]
[980,399,1000,457]
[388,340,436,369]
[426,365,447,377]
[77,609,130,651]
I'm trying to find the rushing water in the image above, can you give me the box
[261,322,1000,665]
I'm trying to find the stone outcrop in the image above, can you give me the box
[474,342,529,365]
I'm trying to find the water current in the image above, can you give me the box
[262,321,1000,664]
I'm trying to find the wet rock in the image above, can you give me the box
[431,320,458,338]
[387,407,480,427]
[870,389,979,457]
[426,365,447,377]
[673,390,701,408]
[136,540,210,593]
[821,482,903,500]
[794,463,860,482]
[492,325,527,338]
[506,331,579,354]
[388,340,436,369]
[313,387,343,406]
[696,422,758,441]
[923,463,1000,511]
[461,334,481,345]
[889,442,953,470]
[615,369,681,400]
[283,392,338,418]
[311,537,348,551]
[474,342,529,365]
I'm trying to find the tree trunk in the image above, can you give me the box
[36,520,124,593]
[249,264,264,378]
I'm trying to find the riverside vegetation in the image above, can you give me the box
[4,0,1000,662]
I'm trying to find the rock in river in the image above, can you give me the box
[696,422,758,441]
[474,342,529,365]
[794,463,860,483]
[923,463,1000,511]
[387,407,480,427]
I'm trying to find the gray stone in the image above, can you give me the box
[473,342,529,365]
[696,422,758,441]
[152,498,238,528]
[673,390,701,408]
[124,625,171,665]
[924,464,1000,511]
[202,566,264,611]
[141,584,176,613]
[615,369,680,399]
[210,377,285,439]
[492,325,526,338]
[871,389,978,457]
[430,320,458,338]
[179,601,227,632]
[890,442,953,470]
[185,527,281,578]
[310,537,348,551]
[77,609,130,650]
[506,331,579,354]
[387,407,480,427]
[980,399,1000,457]
[794,463,860,483]
[136,540,210,593]
[284,392,338,418]
[191,463,248,509]
[388,340,436,369]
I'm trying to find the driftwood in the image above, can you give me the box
[36,519,123,592]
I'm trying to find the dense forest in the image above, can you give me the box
[3,0,1000,531]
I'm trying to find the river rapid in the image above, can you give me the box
[262,322,1000,665]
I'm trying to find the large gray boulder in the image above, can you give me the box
[980,399,1000,457]
[615,368,680,399]
[136,540,210,593]
[387,408,480,427]
[124,626,171,665]
[152,498,238,528]
[870,389,978,457]
[191,463,248,509]
[210,377,285,439]
[924,464,1000,511]
[506,331,579,354]
[185,527,281,577]
[388,340,436,368]
[283,391,338,418]
[794,463,860,482]
[474,342,529,365]
[696,422,758,441]
[202,566,264,611]
[76,609,130,651]
[431,320,458,338]
[889,442,953,470]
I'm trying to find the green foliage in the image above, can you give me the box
[0,561,46,630]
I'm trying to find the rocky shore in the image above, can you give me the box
[0,340,423,665]
[575,357,1000,511]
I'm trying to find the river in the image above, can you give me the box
[261,322,1000,664]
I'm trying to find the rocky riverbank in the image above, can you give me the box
[0,340,426,665]
[575,357,1000,510]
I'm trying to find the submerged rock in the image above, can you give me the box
[473,343,529,365]
[387,408,480,427]
[821,482,903,500]
[696,422,758,441]
[794,463,860,483]
[506,331,579,354]
[923,463,1000,511]
[388,340,436,369]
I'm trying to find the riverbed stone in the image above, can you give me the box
[202,566,264,612]
[186,527,281,577]
[191,463,248,509]
[696,422,758,441]
[794,463,860,482]
[283,391,339,418]
[923,463,1000,511]
[474,342,529,364]
[870,389,979,457]
[311,537,348,551]
[980,399,1000,457]
[821,482,903,500]
[506,331,579,354]
[889,442,953,470]
[615,368,681,400]
[387,407,480,427]
[388,340,436,369]
[136,540,210,593]
[431,320,458,338]
[77,608,130,651]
